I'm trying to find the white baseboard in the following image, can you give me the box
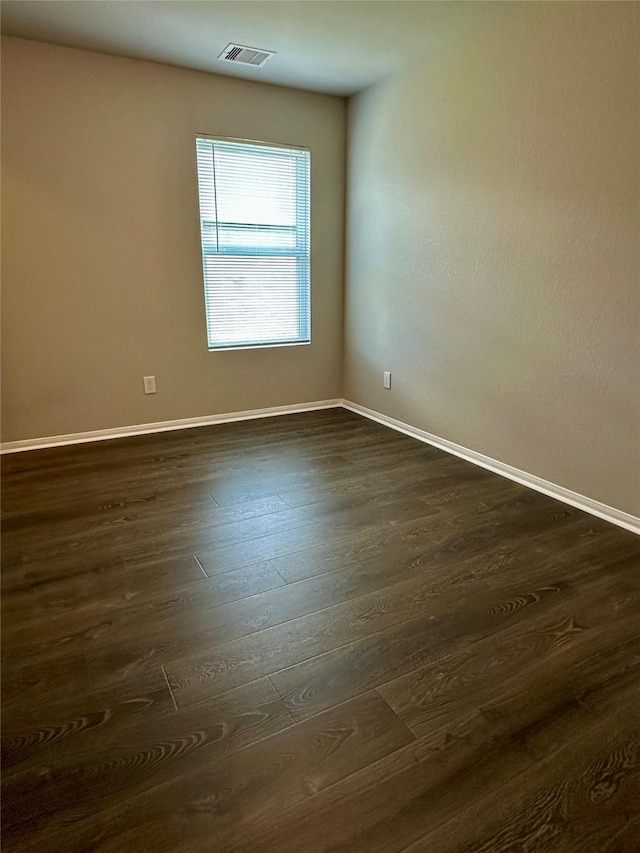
[0,399,342,454]
[3,396,638,536]
[342,400,640,536]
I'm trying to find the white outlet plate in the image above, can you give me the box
[383,371,391,389]
[143,376,157,394]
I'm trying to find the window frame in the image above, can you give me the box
[195,135,311,352]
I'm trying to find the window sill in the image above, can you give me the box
[208,340,311,353]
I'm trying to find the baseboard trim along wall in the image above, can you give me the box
[2,396,638,535]
[342,400,640,537]
[0,399,343,454]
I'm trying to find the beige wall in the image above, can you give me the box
[1,37,346,441]
[344,2,640,516]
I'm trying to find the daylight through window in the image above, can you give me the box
[195,137,311,350]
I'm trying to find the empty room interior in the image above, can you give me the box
[2,0,640,850]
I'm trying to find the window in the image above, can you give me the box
[195,136,311,350]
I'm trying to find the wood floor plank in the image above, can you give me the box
[2,407,638,853]
[552,520,640,571]
[1,560,286,659]
[211,649,640,853]
[1,550,127,594]
[2,644,91,700]
[2,679,173,774]
[1,678,294,847]
[270,490,580,584]
[269,577,574,720]
[189,495,440,576]
[6,690,414,853]
[378,557,640,738]
[160,570,559,704]
[403,684,640,852]
[205,447,428,508]
[276,454,468,509]
[1,554,212,632]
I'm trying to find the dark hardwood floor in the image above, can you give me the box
[2,408,639,852]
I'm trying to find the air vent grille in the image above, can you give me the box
[218,44,276,67]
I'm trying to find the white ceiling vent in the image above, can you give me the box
[218,43,276,68]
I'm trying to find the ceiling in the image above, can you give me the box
[0,1,511,96]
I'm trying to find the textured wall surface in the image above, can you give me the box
[345,3,640,516]
[1,38,346,441]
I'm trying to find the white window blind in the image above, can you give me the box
[195,137,311,350]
